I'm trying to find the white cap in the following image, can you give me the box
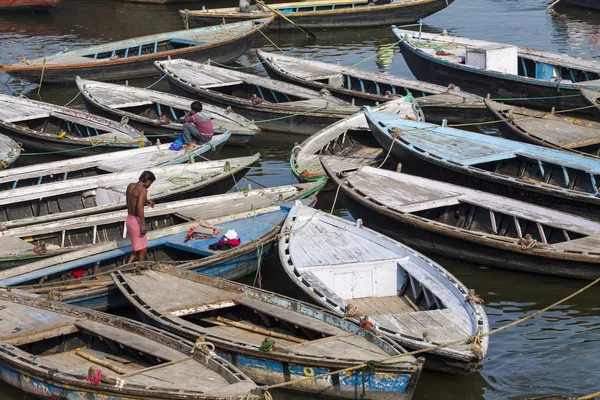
[224,230,238,240]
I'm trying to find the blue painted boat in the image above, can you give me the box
[364,107,600,220]
[392,28,600,112]
[112,263,424,399]
[0,289,260,400]
[16,185,324,311]
[0,134,20,169]
[0,17,274,84]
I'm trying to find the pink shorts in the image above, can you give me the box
[126,215,147,252]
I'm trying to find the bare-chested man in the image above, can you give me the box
[125,171,156,263]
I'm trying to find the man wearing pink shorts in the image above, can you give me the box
[125,171,156,263]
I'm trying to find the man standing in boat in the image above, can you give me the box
[125,171,156,264]
[180,101,213,150]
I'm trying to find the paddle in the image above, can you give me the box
[256,0,318,39]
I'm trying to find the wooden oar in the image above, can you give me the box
[257,0,318,39]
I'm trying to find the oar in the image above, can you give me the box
[257,0,317,39]
[547,0,561,8]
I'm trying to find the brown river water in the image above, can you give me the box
[1,0,600,399]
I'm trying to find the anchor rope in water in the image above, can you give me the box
[246,276,600,399]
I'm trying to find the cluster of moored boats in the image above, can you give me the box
[0,0,599,399]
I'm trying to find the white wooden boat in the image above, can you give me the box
[278,204,489,374]
[291,97,420,182]
[0,154,259,229]
[0,94,149,156]
[76,77,260,146]
[323,161,600,280]
[582,88,600,118]
[0,133,230,192]
[113,264,424,399]
[0,133,20,169]
[0,181,323,270]
[0,289,259,399]
[155,59,360,135]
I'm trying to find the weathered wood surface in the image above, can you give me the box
[0,154,258,228]
[0,133,20,167]
[77,77,260,138]
[279,204,489,373]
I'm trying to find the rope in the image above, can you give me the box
[63,89,82,107]
[252,106,327,124]
[37,58,46,96]
[145,74,167,89]
[258,276,600,395]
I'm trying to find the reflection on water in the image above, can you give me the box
[1,0,600,399]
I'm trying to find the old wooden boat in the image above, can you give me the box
[364,108,600,220]
[561,0,600,10]
[76,77,260,146]
[0,0,60,11]
[0,134,20,169]
[323,161,600,280]
[0,289,260,399]
[581,88,600,118]
[155,59,360,134]
[485,99,600,157]
[0,197,318,289]
[0,17,274,84]
[392,28,600,111]
[278,203,489,374]
[180,0,454,30]
[291,97,420,182]
[0,154,259,229]
[0,134,230,192]
[15,183,324,310]
[0,181,323,271]
[113,263,424,399]
[0,94,150,156]
[257,50,488,124]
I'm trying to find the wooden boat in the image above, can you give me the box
[257,50,489,124]
[113,263,424,399]
[278,203,489,374]
[0,154,259,229]
[291,97,421,182]
[581,88,600,118]
[155,59,360,135]
[0,94,150,157]
[15,182,324,310]
[0,197,318,289]
[76,77,261,146]
[0,17,274,84]
[0,289,260,400]
[561,0,600,10]
[392,28,600,112]
[323,161,600,280]
[0,134,20,169]
[0,0,60,11]
[0,134,230,192]
[0,181,323,271]
[364,108,600,220]
[180,0,454,30]
[485,99,600,157]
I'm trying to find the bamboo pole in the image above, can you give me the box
[75,349,128,375]
[216,317,307,343]
[28,281,113,294]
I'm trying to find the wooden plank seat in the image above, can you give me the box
[74,320,186,362]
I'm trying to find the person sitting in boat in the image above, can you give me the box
[125,171,156,264]
[179,101,213,150]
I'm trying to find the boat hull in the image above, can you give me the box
[2,24,266,84]
[562,0,600,10]
[340,192,600,280]
[166,81,352,135]
[398,40,592,111]
[369,121,600,220]
[80,96,256,146]
[0,0,59,11]
[185,0,454,30]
